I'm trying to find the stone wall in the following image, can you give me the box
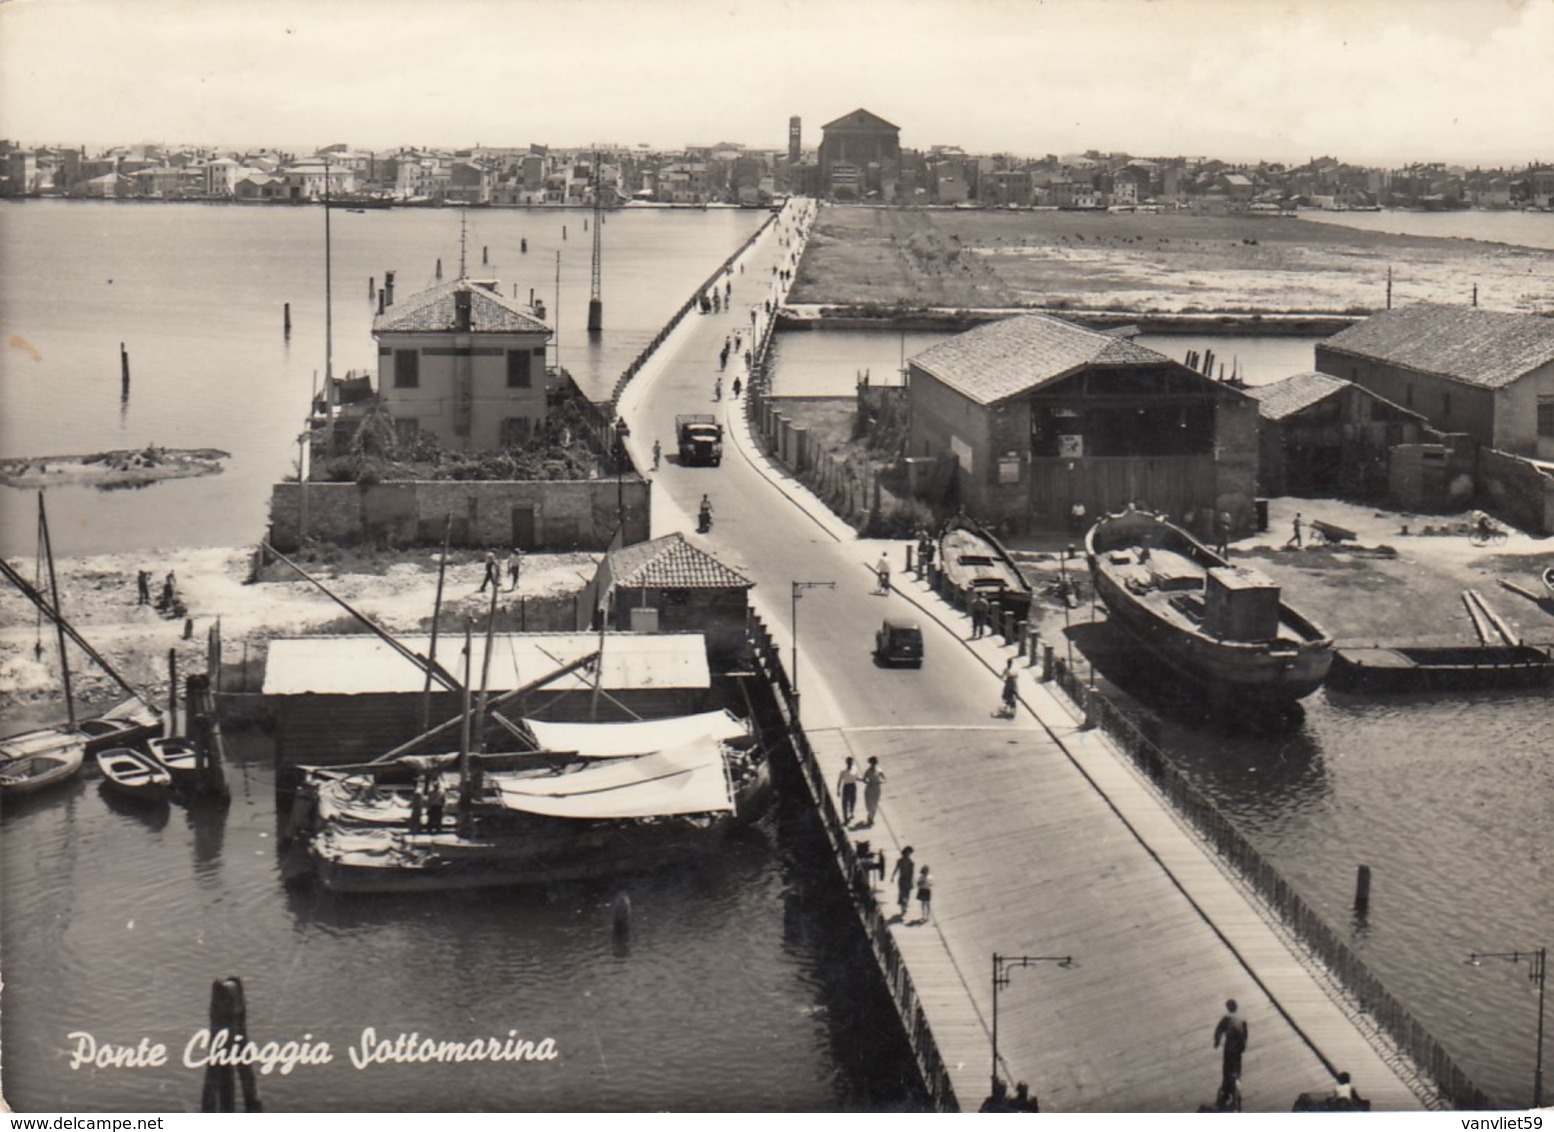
[269,477,651,551]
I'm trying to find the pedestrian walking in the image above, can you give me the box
[862,756,885,827]
[1285,512,1304,549]
[507,549,523,591]
[1000,664,1019,717]
[971,593,990,639]
[652,440,662,471]
[479,550,499,593]
[892,846,916,917]
[837,756,860,824]
[1212,999,1248,1111]
[916,865,933,923]
[136,569,151,605]
[1068,500,1087,537]
[1215,510,1232,557]
[732,376,742,399]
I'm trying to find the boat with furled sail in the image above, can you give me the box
[306,736,768,893]
[1086,508,1334,705]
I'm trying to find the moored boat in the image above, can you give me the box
[0,739,86,799]
[1086,509,1334,705]
[144,736,201,788]
[1329,643,1554,694]
[78,697,165,755]
[97,747,172,804]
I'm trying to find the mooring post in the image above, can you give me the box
[612,893,632,939]
[168,648,179,736]
[368,276,374,299]
[283,303,291,336]
[120,342,130,389]
[1042,643,1055,682]
[905,545,914,573]
[1354,865,1372,916]
[201,977,262,1112]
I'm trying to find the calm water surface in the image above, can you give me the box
[0,201,764,556]
[0,737,921,1112]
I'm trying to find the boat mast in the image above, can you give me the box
[458,619,474,833]
[37,493,75,727]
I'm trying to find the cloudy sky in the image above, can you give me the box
[2,0,1551,166]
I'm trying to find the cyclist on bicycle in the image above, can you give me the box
[1472,510,1492,541]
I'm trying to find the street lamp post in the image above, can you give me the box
[991,952,1072,1099]
[790,580,835,720]
[1467,947,1546,1107]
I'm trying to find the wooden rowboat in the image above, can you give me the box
[0,739,86,799]
[145,736,201,788]
[97,747,172,804]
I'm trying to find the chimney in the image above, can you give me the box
[533,298,546,322]
[455,288,472,332]
[385,271,395,306]
[377,288,385,315]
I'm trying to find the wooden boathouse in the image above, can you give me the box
[263,631,711,769]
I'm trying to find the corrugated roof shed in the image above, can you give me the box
[374,277,551,335]
[1321,302,1554,389]
[910,314,1173,406]
[1247,372,1350,420]
[606,533,754,590]
[262,633,708,696]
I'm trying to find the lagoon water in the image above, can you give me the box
[2,201,1551,1109]
[0,201,764,557]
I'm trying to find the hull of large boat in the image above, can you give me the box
[311,817,732,894]
[1086,512,1334,704]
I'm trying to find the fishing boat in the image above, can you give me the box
[1329,643,1554,694]
[96,747,172,804]
[0,738,85,799]
[78,697,165,755]
[307,739,767,893]
[938,517,1033,618]
[1086,509,1334,705]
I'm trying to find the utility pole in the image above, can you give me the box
[588,150,603,334]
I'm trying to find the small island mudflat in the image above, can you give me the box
[0,446,230,490]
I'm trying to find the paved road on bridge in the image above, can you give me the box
[616,207,1426,1112]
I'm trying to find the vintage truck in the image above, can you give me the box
[676,414,724,467]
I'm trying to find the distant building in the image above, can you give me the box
[788,116,802,166]
[1315,303,1554,460]
[818,108,900,200]
[372,277,553,451]
[907,315,1258,533]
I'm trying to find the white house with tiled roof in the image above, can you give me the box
[908,314,1259,534]
[1316,303,1554,459]
[372,276,553,451]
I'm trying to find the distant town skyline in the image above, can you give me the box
[2,0,1551,167]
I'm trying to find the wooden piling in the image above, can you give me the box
[368,276,374,299]
[435,257,442,281]
[201,977,262,1112]
[482,245,488,265]
[613,892,632,938]
[168,648,179,737]
[120,342,130,388]
[1354,865,1372,915]
[283,303,291,336]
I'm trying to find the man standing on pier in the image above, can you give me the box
[837,757,860,825]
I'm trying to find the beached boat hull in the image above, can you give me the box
[0,741,86,798]
[1330,645,1554,695]
[1086,510,1334,705]
[938,519,1033,618]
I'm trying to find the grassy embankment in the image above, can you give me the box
[788,207,1554,317]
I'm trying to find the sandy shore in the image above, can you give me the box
[790,209,1554,316]
[0,544,602,718]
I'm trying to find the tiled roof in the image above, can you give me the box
[607,533,753,591]
[1320,302,1554,389]
[374,278,551,335]
[1247,372,1350,420]
[910,314,1174,406]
